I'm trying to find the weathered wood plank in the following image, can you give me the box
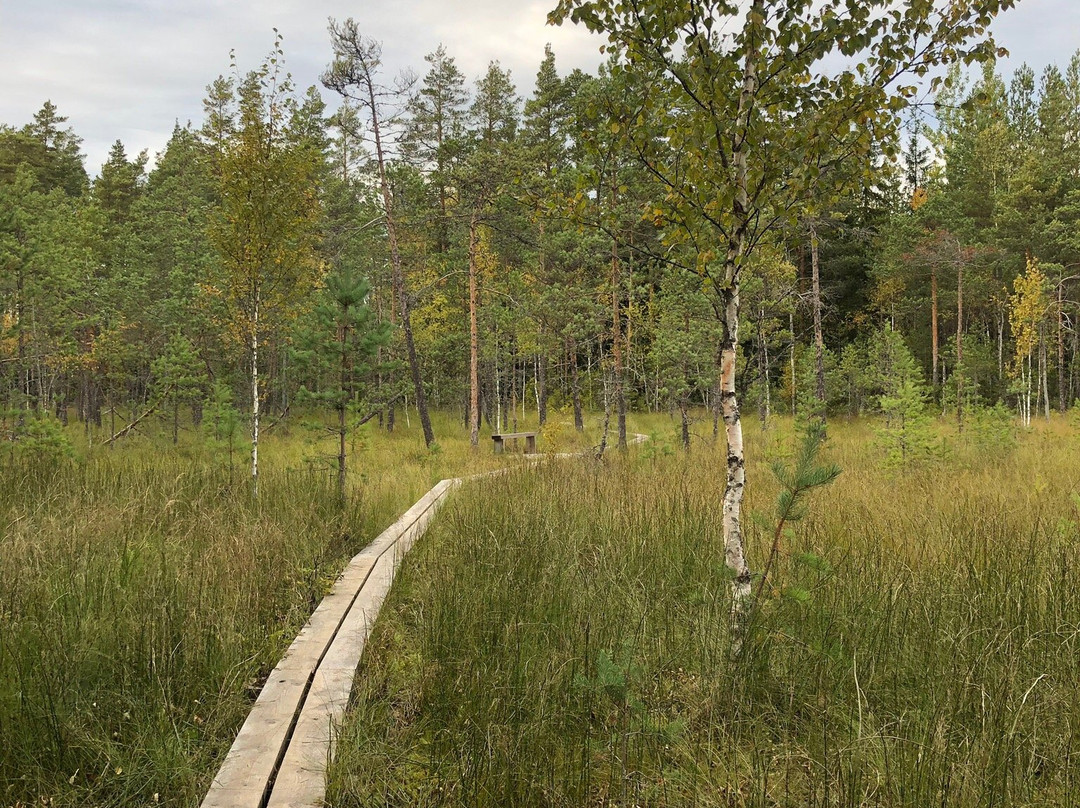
[201,478,456,808]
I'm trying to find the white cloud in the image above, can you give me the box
[0,0,1070,175]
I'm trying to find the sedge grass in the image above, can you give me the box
[0,408,572,807]
[327,415,1080,807]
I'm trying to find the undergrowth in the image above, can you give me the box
[327,417,1080,807]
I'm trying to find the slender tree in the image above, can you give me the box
[208,39,322,493]
[323,18,436,448]
[552,0,1015,636]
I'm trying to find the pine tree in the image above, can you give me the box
[872,325,937,465]
[151,332,207,445]
[293,265,390,501]
[323,18,437,449]
[404,44,469,252]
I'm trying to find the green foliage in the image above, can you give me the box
[755,420,841,603]
[202,381,243,466]
[878,376,937,465]
[2,411,75,462]
[872,325,939,465]
[965,402,1018,454]
[292,265,389,412]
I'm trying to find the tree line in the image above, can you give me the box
[6,7,1072,485]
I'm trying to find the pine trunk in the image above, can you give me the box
[931,266,939,391]
[538,352,548,427]
[367,73,434,448]
[468,209,481,447]
[956,259,963,434]
[337,318,349,503]
[611,229,626,449]
[810,222,826,418]
[570,338,584,431]
[1058,282,1066,413]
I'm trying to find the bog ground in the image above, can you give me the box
[4,412,1079,807]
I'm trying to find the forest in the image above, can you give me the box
[8,0,1080,806]
[6,13,1078,468]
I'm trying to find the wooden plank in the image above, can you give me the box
[202,440,637,808]
[265,481,455,808]
[202,478,456,808]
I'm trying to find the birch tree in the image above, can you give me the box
[551,0,1015,636]
[1010,257,1048,428]
[208,40,322,494]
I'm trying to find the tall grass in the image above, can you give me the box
[0,410,552,807]
[327,417,1080,807]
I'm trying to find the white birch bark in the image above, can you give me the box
[251,290,260,496]
[720,0,762,648]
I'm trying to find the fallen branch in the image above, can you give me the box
[103,390,170,445]
[351,392,405,432]
[261,405,291,435]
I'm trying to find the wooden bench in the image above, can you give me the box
[491,431,537,454]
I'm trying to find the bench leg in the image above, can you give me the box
[525,435,536,454]
[493,439,503,454]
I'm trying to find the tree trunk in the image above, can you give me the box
[468,208,481,447]
[538,352,549,427]
[570,337,583,431]
[931,265,939,391]
[720,284,751,637]
[1058,281,1066,413]
[1041,334,1050,422]
[610,188,627,450]
[716,0,764,648]
[712,373,722,442]
[337,317,349,504]
[16,266,28,413]
[251,291,260,496]
[366,72,434,448]
[511,355,518,432]
[956,258,963,434]
[762,323,771,428]
[810,220,826,418]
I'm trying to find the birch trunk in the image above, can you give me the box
[720,285,751,634]
[720,0,761,645]
[251,291,260,496]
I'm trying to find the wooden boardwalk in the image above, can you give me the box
[200,435,646,808]
[199,479,457,808]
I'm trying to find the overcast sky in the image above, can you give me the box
[0,0,1075,176]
